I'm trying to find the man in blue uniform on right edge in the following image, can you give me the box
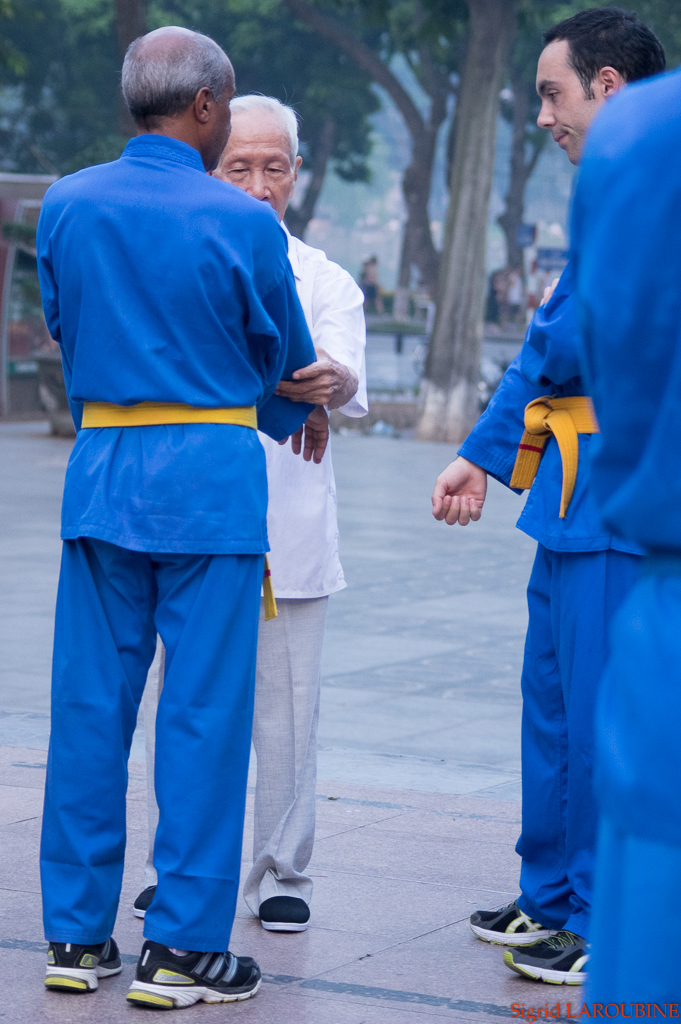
[431,9,664,987]
[573,63,681,1005]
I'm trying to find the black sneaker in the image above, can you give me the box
[470,899,556,945]
[126,940,261,1009]
[45,937,122,992]
[133,885,157,919]
[503,929,588,984]
[259,896,310,933]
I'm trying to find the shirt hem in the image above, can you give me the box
[272,580,347,600]
[515,520,644,555]
[61,523,269,556]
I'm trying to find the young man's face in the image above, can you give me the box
[536,39,620,165]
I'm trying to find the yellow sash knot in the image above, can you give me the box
[81,400,277,618]
[509,395,599,519]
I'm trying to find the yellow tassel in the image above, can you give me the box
[263,555,278,621]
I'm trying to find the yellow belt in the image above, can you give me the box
[509,395,599,519]
[80,400,277,620]
[81,401,257,430]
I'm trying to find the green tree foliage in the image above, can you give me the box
[0,1,123,173]
[282,0,468,301]
[0,0,378,225]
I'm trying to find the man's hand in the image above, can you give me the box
[541,277,560,306]
[431,457,488,526]
[275,348,358,409]
[283,405,329,464]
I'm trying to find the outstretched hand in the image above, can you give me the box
[281,405,329,464]
[431,457,488,526]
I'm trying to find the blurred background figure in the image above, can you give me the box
[359,256,384,314]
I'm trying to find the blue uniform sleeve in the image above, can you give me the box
[256,262,316,441]
[457,351,547,488]
[572,71,681,551]
[520,263,582,391]
[37,198,82,430]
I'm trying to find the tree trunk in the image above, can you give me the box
[394,60,448,314]
[285,118,336,239]
[282,0,443,298]
[497,66,528,272]
[115,0,147,53]
[114,0,148,136]
[497,67,546,273]
[416,0,515,443]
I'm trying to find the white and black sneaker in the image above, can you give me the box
[503,929,588,984]
[259,896,310,932]
[126,940,261,1009]
[133,885,156,919]
[45,937,122,992]
[470,899,556,945]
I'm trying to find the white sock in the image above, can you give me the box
[169,948,190,957]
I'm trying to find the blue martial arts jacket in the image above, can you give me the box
[573,68,681,556]
[458,262,641,554]
[572,69,681,852]
[37,135,316,555]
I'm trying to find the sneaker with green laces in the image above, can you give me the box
[469,899,556,945]
[503,929,588,984]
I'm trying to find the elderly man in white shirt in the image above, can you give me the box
[136,94,368,934]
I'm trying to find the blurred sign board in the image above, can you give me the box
[516,224,537,248]
[536,247,569,271]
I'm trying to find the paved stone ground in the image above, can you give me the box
[0,422,579,1023]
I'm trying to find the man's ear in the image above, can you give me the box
[192,87,213,125]
[598,66,625,98]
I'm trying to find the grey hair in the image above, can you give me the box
[122,28,232,122]
[230,94,299,163]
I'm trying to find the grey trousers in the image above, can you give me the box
[144,596,328,914]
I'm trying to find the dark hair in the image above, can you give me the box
[544,7,665,98]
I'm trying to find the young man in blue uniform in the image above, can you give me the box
[37,27,317,1009]
[431,9,664,986]
[573,65,681,1005]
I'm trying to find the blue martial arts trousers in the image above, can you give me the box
[588,563,681,1002]
[40,537,263,952]
[516,545,640,940]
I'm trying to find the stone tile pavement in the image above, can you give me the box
[0,747,580,1024]
[0,422,576,1022]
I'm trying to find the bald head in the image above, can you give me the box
[122,26,234,126]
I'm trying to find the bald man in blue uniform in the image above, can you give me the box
[37,27,317,1009]
[573,66,681,1004]
[431,8,665,986]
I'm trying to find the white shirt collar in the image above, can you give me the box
[281,220,302,281]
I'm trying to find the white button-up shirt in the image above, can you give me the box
[258,226,368,598]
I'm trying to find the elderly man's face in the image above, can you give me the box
[213,111,302,220]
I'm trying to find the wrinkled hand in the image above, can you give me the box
[541,277,560,306]
[431,457,488,526]
[281,405,329,464]
[275,348,358,409]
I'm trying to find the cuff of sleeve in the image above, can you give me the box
[457,440,521,492]
[337,398,369,418]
